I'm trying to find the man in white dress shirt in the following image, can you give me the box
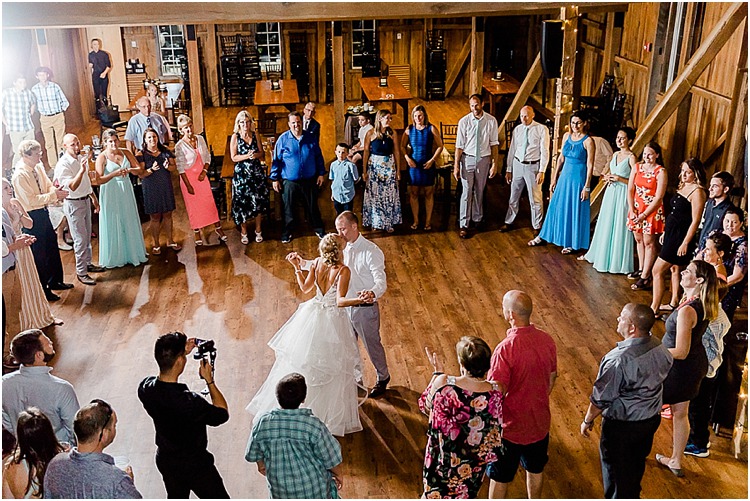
[500,106,550,235]
[454,94,498,239]
[54,134,105,285]
[289,211,391,397]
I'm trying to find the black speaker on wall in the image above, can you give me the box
[541,20,563,79]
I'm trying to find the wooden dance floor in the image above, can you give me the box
[45,99,747,499]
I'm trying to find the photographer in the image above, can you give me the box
[138,332,229,498]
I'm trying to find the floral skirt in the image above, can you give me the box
[363,154,401,230]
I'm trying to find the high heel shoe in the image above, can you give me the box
[215,229,228,243]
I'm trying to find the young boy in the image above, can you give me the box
[245,373,344,499]
[329,143,360,214]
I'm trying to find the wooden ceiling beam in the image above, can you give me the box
[2,2,629,29]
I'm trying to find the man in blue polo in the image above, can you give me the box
[271,111,326,243]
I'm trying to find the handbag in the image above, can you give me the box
[97,96,121,125]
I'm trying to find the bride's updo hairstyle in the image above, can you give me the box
[319,233,342,266]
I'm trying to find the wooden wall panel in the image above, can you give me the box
[579,14,606,98]
[695,4,746,96]
[44,28,93,130]
[122,26,159,78]
[619,2,659,67]
[86,26,129,109]
[379,19,424,97]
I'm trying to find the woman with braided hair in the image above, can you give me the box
[246,234,364,436]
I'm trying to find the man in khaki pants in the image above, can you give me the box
[1,75,36,176]
[31,67,69,169]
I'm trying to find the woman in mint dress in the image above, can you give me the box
[95,129,148,268]
[580,127,636,273]
[529,112,595,253]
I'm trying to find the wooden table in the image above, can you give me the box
[482,72,521,117]
[254,79,300,119]
[358,77,412,118]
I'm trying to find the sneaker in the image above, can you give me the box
[684,443,709,457]
[281,235,292,244]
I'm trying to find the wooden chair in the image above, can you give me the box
[264,63,282,80]
[439,122,458,166]
[437,122,460,228]
[388,64,411,93]
[256,116,277,139]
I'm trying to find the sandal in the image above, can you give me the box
[627,270,643,280]
[241,233,249,245]
[631,277,652,291]
[166,242,182,252]
[561,247,574,255]
[194,231,203,246]
[152,246,162,255]
[255,231,263,243]
[215,229,228,243]
[576,254,588,261]
[659,303,678,312]
[655,453,684,477]
[410,222,419,230]
[528,236,546,247]
[424,224,432,231]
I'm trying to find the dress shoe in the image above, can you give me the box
[498,223,514,233]
[87,264,106,273]
[50,282,74,291]
[459,228,469,239]
[77,274,96,286]
[45,291,61,302]
[369,376,391,398]
[474,220,485,231]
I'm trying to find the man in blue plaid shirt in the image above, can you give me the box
[2,75,36,174]
[31,67,69,169]
[245,373,344,498]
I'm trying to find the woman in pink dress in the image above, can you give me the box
[174,114,227,245]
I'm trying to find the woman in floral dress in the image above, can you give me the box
[362,109,402,232]
[420,337,503,498]
[230,110,269,244]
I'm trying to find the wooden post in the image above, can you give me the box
[186,25,204,134]
[631,2,748,154]
[721,20,748,183]
[469,17,485,96]
[498,53,542,149]
[446,37,471,97]
[317,22,327,103]
[333,21,345,143]
[35,29,51,67]
[601,12,622,82]
[203,24,220,107]
[551,6,578,175]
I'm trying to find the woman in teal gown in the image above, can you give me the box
[529,112,595,253]
[580,127,636,273]
[95,129,148,268]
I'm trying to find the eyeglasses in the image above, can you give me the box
[90,399,113,442]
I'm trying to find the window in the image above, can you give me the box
[157,25,186,76]
[256,22,282,69]
[351,20,376,70]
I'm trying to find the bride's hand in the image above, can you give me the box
[286,252,301,267]
[424,347,444,373]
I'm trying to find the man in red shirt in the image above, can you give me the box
[487,290,557,498]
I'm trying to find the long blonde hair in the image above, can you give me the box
[691,259,719,322]
[373,109,392,141]
[233,110,253,135]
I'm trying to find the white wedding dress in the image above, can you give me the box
[246,267,363,436]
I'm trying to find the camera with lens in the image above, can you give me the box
[193,338,217,366]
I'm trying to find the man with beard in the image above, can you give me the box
[2,329,80,444]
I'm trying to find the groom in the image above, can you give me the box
[287,211,391,398]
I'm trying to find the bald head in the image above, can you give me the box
[503,290,533,324]
[519,106,535,126]
[62,134,81,156]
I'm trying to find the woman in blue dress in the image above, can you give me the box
[362,109,402,232]
[401,105,443,230]
[95,128,148,268]
[529,112,595,253]
[579,127,636,273]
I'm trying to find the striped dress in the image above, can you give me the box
[10,209,56,330]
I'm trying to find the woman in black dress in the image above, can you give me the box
[136,128,180,254]
[650,158,706,313]
[655,259,718,477]
[230,110,269,244]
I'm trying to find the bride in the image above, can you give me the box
[246,233,363,436]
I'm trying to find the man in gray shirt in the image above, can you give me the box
[2,329,79,444]
[580,303,673,499]
[45,399,142,498]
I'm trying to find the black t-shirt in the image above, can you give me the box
[138,376,229,459]
[89,50,112,75]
